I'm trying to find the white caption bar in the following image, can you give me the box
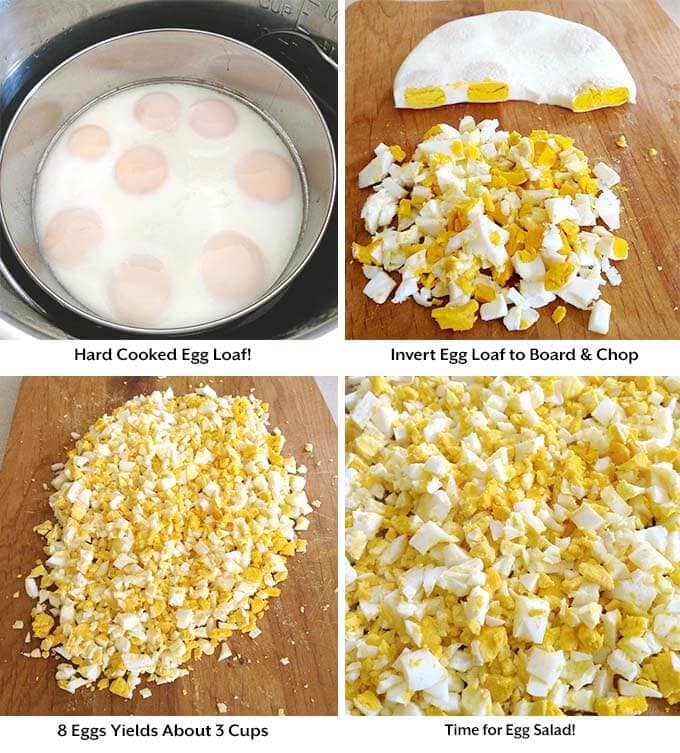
[0,715,674,751]
[347,339,679,376]
[0,338,339,376]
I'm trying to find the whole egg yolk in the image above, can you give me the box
[467,80,509,102]
[133,92,181,131]
[201,231,266,299]
[67,125,111,160]
[236,150,294,204]
[572,87,629,112]
[189,99,238,139]
[109,254,171,324]
[43,207,103,265]
[115,146,168,194]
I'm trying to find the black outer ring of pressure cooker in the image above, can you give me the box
[0,0,337,340]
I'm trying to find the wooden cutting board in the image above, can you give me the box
[0,376,337,716]
[346,0,680,340]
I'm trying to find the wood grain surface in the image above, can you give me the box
[0,376,338,716]
[346,0,680,340]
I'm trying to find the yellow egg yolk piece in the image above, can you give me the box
[571,86,630,112]
[404,86,446,108]
[613,237,629,259]
[431,299,479,330]
[466,80,509,102]
[551,305,567,324]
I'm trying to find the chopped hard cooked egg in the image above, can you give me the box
[21,386,316,698]
[346,376,680,716]
[352,117,630,335]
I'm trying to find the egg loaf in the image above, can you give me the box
[394,11,636,112]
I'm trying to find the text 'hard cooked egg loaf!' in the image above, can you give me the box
[346,377,680,716]
[22,386,316,698]
[394,11,636,112]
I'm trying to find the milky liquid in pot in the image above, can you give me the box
[33,82,305,328]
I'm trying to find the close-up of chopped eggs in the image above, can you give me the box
[345,377,680,715]
[22,385,313,698]
[352,116,628,335]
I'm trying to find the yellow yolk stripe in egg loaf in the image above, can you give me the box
[345,377,680,716]
[354,116,627,335]
[394,11,636,112]
[22,386,314,697]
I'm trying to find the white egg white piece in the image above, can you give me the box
[394,11,636,112]
[588,299,612,335]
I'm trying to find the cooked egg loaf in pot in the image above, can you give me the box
[0,1,337,338]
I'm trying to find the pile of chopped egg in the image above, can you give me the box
[23,386,313,698]
[345,376,680,716]
[352,117,629,335]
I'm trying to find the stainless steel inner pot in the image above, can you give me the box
[0,26,335,335]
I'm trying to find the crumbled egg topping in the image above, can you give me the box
[352,117,629,335]
[24,386,314,698]
[345,377,680,716]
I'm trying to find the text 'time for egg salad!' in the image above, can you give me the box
[345,377,680,715]
[18,386,317,698]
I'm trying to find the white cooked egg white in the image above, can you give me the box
[394,11,636,112]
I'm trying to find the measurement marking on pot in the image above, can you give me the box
[300,0,321,15]
[297,0,338,27]
[323,2,338,24]
[258,0,294,19]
